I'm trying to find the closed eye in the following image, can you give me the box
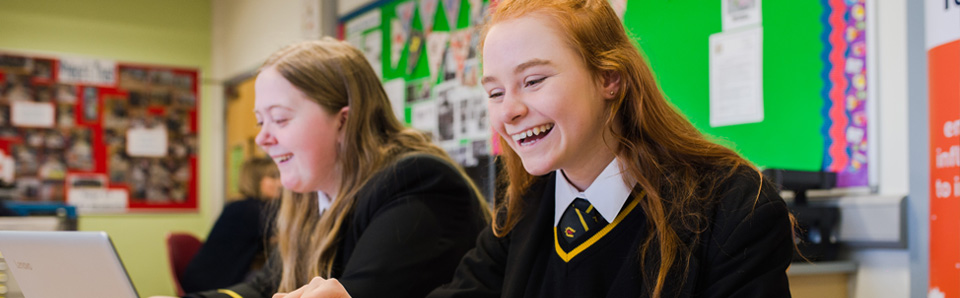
[524,76,547,88]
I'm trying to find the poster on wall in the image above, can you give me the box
[338,0,495,199]
[926,1,960,297]
[0,51,200,213]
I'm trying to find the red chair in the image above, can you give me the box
[166,232,203,296]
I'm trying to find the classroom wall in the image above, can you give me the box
[339,0,374,16]
[847,1,911,297]
[211,0,304,81]
[0,0,214,296]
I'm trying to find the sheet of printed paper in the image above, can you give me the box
[709,26,763,127]
[721,0,762,31]
[383,78,406,122]
[11,101,55,128]
[363,30,383,77]
[411,100,439,140]
[126,126,168,157]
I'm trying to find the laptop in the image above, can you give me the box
[0,231,140,298]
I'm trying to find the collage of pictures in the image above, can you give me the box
[345,0,493,168]
[0,53,198,212]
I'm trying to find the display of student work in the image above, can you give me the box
[340,0,494,168]
[338,0,496,198]
[0,52,199,213]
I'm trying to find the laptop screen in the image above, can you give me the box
[0,231,139,298]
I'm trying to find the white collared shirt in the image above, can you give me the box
[554,158,636,226]
[317,191,333,214]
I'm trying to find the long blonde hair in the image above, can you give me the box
[261,38,488,292]
[482,1,770,297]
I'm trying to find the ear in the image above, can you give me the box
[336,106,350,144]
[599,70,622,100]
[335,106,350,131]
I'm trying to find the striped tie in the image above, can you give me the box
[557,197,608,249]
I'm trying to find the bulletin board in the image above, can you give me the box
[625,1,871,187]
[339,0,496,199]
[0,51,199,213]
[340,0,869,188]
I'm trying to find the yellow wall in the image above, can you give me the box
[0,0,214,296]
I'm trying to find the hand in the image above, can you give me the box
[272,277,351,298]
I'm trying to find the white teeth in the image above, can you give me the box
[510,123,554,142]
[276,154,293,163]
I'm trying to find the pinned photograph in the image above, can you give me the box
[81,86,99,123]
[45,129,68,149]
[3,75,33,102]
[32,59,54,81]
[118,66,149,90]
[34,85,53,102]
[66,129,94,170]
[12,144,39,176]
[108,145,131,184]
[57,104,75,128]
[103,95,129,130]
[38,155,66,181]
[56,84,78,104]
[0,55,31,73]
[405,79,432,103]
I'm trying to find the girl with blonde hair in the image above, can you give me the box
[177,37,489,298]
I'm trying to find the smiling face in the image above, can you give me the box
[254,66,345,194]
[483,15,620,189]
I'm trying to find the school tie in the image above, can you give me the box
[557,198,608,247]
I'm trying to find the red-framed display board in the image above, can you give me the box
[0,51,199,213]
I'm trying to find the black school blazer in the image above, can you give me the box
[185,154,488,298]
[430,167,794,298]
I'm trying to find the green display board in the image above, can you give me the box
[624,2,825,171]
[343,0,827,172]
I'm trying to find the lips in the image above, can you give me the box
[510,123,554,146]
[272,153,293,163]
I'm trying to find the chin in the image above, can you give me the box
[519,158,555,177]
[280,178,305,193]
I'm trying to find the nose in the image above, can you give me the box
[499,92,528,124]
[254,125,275,148]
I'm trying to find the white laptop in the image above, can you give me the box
[0,231,140,298]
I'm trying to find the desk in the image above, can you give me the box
[789,261,857,298]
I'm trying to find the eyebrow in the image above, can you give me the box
[481,59,554,85]
[252,105,291,114]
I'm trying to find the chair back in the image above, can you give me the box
[166,232,203,296]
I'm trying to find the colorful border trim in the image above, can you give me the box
[821,0,868,187]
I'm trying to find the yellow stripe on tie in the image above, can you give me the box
[585,204,594,213]
[575,208,590,232]
[555,191,644,262]
[217,289,244,298]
